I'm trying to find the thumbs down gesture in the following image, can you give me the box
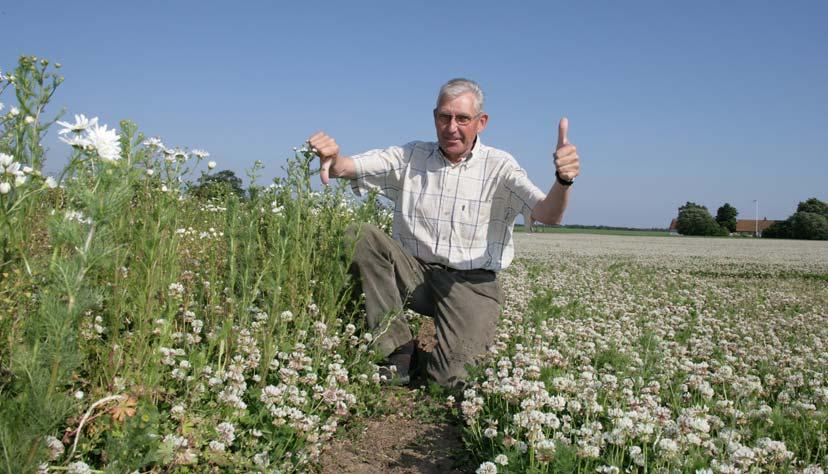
[554,117,580,184]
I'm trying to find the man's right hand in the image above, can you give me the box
[308,132,340,185]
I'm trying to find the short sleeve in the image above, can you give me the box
[349,143,413,201]
[501,161,546,220]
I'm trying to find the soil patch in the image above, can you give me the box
[317,321,466,474]
[316,386,466,474]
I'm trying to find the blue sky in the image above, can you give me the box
[3,1,826,227]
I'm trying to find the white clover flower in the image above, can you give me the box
[86,123,121,162]
[25,115,35,124]
[14,175,26,187]
[216,421,235,444]
[476,461,497,474]
[207,160,216,169]
[658,438,679,455]
[45,435,65,461]
[253,452,270,467]
[280,310,294,322]
[494,454,508,466]
[0,182,10,195]
[57,114,98,135]
[66,461,92,474]
[74,390,84,400]
[208,440,225,452]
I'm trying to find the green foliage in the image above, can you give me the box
[676,202,727,236]
[790,211,828,240]
[189,169,245,200]
[1,56,396,472]
[796,197,828,218]
[715,202,738,233]
[0,55,64,170]
[763,219,792,238]
[764,197,828,240]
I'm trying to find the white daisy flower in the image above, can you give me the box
[56,114,98,135]
[0,153,13,166]
[86,123,121,162]
[143,137,164,148]
[44,176,58,189]
[192,149,210,159]
[60,134,91,149]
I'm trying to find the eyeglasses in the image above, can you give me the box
[433,109,481,126]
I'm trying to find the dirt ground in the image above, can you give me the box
[316,319,471,474]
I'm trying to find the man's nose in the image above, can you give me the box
[447,118,459,132]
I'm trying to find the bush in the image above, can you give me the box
[676,203,727,236]
[763,198,828,240]
[790,211,828,240]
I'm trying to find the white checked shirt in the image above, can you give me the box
[350,138,546,272]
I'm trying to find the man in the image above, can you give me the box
[308,78,580,388]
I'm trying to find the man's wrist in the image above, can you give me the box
[555,170,574,187]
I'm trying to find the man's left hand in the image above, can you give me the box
[554,117,580,182]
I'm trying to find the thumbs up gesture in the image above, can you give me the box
[554,117,580,184]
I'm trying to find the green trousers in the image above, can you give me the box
[346,224,503,388]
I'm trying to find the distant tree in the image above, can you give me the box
[678,202,705,214]
[190,170,245,200]
[676,202,727,236]
[762,220,791,238]
[790,212,828,240]
[763,197,828,240]
[796,197,828,218]
[715,203,738,233]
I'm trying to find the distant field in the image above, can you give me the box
[514,225,671,237]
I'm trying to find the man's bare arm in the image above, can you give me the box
[532,181,572,225]
[530,118,580,225]
[308,131,357,184]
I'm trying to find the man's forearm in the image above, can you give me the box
[330,155,357,180]
[531,182,571,225]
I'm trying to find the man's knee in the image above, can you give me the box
[345,223,384,262]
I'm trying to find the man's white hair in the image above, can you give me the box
[437,78,484,114]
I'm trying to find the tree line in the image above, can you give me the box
[675,198,827,240]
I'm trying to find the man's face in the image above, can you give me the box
[434,92,488,163]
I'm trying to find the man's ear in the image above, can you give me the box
[477,113,489,134]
